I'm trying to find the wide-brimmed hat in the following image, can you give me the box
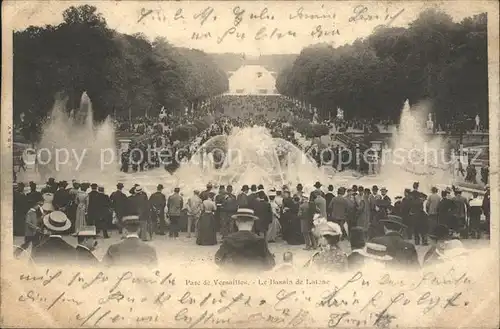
[72,226,97,237]
[314,181,322,188]
[356,243,393,261]
[231,208,258,221]
[428,224,451,240]
[436,239,468,260]
[268,190,276,197]
[122,215,140,225]
[315,222,342,236]
[380,215,407,228]
[135,185,143,192]
[43,211,71,231]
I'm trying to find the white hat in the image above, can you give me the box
[43,211,71,232]
[268,190,276,197]
[356,243,393,261]
[436,239,468,260]
[231,208,258,220]
[316,221,342,236]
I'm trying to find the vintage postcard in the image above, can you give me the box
[1,0,499,328]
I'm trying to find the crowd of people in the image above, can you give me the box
[13,174,490,271]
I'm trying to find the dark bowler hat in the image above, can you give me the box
[314,181,322,188]
[157,184,164,190]
[241,184,249,191]
[428,224,451,240]
[380,215,407,228]
[117,183,124,189]
[91,183,98,189]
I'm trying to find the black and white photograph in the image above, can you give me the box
[2,1,499,328]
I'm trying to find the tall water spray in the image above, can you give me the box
[36,92,118,184]
[175,126,327,191]
[379,100,453,194]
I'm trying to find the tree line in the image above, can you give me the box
[276,9,488,128]
[14,5,229,141]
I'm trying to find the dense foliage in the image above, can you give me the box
[276,10,488,127]
[14,5,228,131]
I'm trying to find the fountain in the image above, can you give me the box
[176,126,327,191]
[33,92,118,184]
[379,100,454,194]
[21,95,454,199]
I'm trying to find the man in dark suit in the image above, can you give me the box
[247,184,258,210]
[253,190,273,239]
[110,183,128,236]
[199,183,213,201]
[14,182,29,237]
[325,185,335,221]
[74,226,99,266]
[53,180,70,211]
[31,211,75,265]
[149,184,167,236]
[369,215,420,268]
[215,208,275,272]
[236,185,249,208]
[86,183,100,226]
[102,215,158,267]
[96,186,111,238]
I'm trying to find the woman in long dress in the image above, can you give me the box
[196,192,217,246]
[267,192,281,242]
[75,183,89,233]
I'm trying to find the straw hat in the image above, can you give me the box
[43,211,71,232]
[356,243,393,261]
[231,208,258,221]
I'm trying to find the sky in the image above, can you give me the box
[5,0,493,56]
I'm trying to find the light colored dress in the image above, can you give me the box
[267,200,281,242]
[75,191,89,232]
